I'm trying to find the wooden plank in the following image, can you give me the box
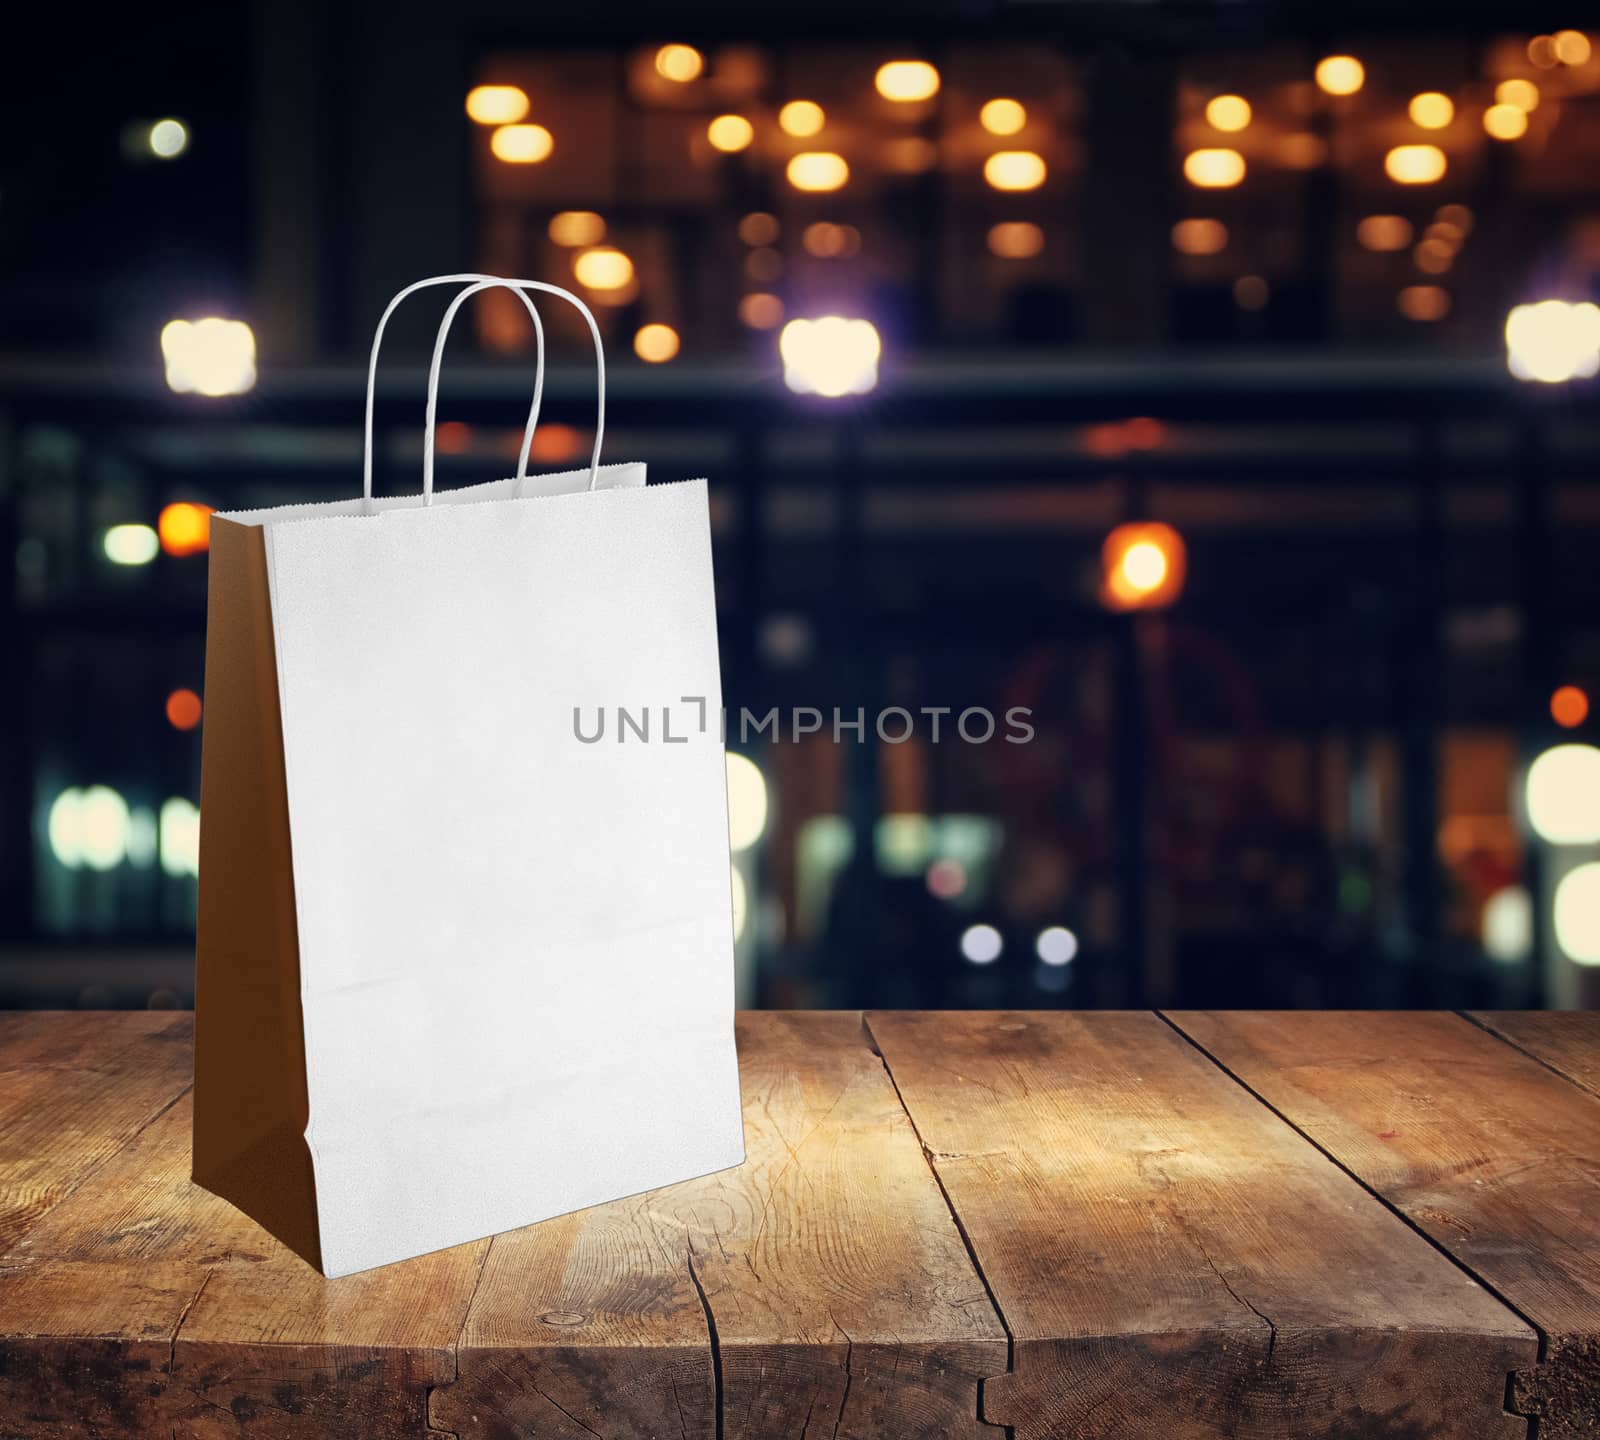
[0,1012,193,1254]
[0,1013,487,1439]
[430,1011,1008,1440]
[867,1010,1534,1440]
[1469,1010,1600,1098]
[1170,1010,1600,1439]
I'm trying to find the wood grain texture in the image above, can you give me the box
[1470,1010,1600,1098]
[0,1011,192,1255]
[867,1010,1534,1440]
[1170,1010,1600,1439]
[0,1013,486,1439]
[429,1011,1008,1440]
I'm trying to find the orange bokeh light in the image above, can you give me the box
[435,421,472,454]
[1552,685,1590,728]
[528,423,581,464]
[1101,521,1187,611]
[158,502,214,557]
[166,688,203,731]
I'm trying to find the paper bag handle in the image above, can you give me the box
[363,274,606,504]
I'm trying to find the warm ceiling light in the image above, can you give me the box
[1484,104,1529,140]
[490,124,553,163]
[654,44,704,82]
[1496,78,1541,111]
[780,316,881,397]
[465,85,529,125]
[1183,148,1245,187]
[1357,214,1413,251]
[739,212,779,246]
[987,221,1044,258]
[158,502,214,557]
[1414,239,1453,274]
[1555,30,1592,65]
[1400,284,1454,321]
[739,293,784,329]
[1171,218,1228,255]
[1385,144,1446,183]
[573,247,634,290]
[633,324,680,363]
[1409,92,1454,129]
[980,98,1027,136]
[779,100,825,137]
[707,115,755,152]
[1398,285,1450,321]
[984,150,1047,191]
[787,151,849,191]
[1205,95,1251,132]
[875,60,940,103]
[1506,300,1600,383]
[1315,55,1365,95]
[548,211,605,247]
[161,319,255,396]
[1527,35,1559,68]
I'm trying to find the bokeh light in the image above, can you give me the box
[787,151,849,191]
[655,44,704,82]
[1496,78,1540,112]
[573,247,635,290]
[1205,95,1251,132]
[490,123,553,163]
[984,151,1047,191]
[1554,863,1600,965]
[960,923,1003,964]
[1172,218,1228,255]
[166,689,203,731]
[875,60,940,102]
[161,318,256,396]
[1102,521,1187,611]
[158,502,213,557]
[1358,214,1413,251]
[148,118,189,158]
[465,86,529,125]
[707,114,754,152]
[738,212,779,246]
[1555,30,1592,65]
[726,752,769,852]
[1484,104,1529,141]
[1506,300,1600,382]
[779,100,824,137]
[1398,285,1450,321]
[980,98,1026,136]
[1183,148,1245,187]
[1385,144,1446,183]
[1482,886,1532,964]
[739,293,784,329]
[988,221,1044,259]
[1408,92,1454,129]
[780,316,881,397]
[1035,926,1079,966]
[103,524,158,566]
[1525,743,1600,842]
[1315,55,1365,95]
[1552,685,1590,728]
[548,211,605,247]
[633,323,680,363]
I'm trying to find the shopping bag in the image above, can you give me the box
[192,275,746,1277]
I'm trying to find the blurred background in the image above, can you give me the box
[4,0,1600,1012]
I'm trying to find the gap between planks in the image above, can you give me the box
[860,1012,1016,1437]
[1458,1010,1600,1103]
[1153,1009,1554,1398]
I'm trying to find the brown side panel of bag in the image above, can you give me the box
[192,516,321,1271]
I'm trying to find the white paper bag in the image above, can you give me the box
[193,275,746,1277]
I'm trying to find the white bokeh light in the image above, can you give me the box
[725,752,769,852]
[161,317,257,397]
[1482,886,1532,964]
[1035,926,1080,966]
[960,923,1003,965]
[1526,744,1600,844]
[1506,301,1600,383]
[159,797,201,877]
[103,524,159,566]
[780,316,880,397]
[730,864,748,940]
[1554,863,1600,966]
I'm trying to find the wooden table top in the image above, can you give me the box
[2,1009,1597,1440]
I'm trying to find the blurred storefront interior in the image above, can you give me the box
[2,0,1599,1010]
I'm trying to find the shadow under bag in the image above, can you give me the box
[192,275,745,1277]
